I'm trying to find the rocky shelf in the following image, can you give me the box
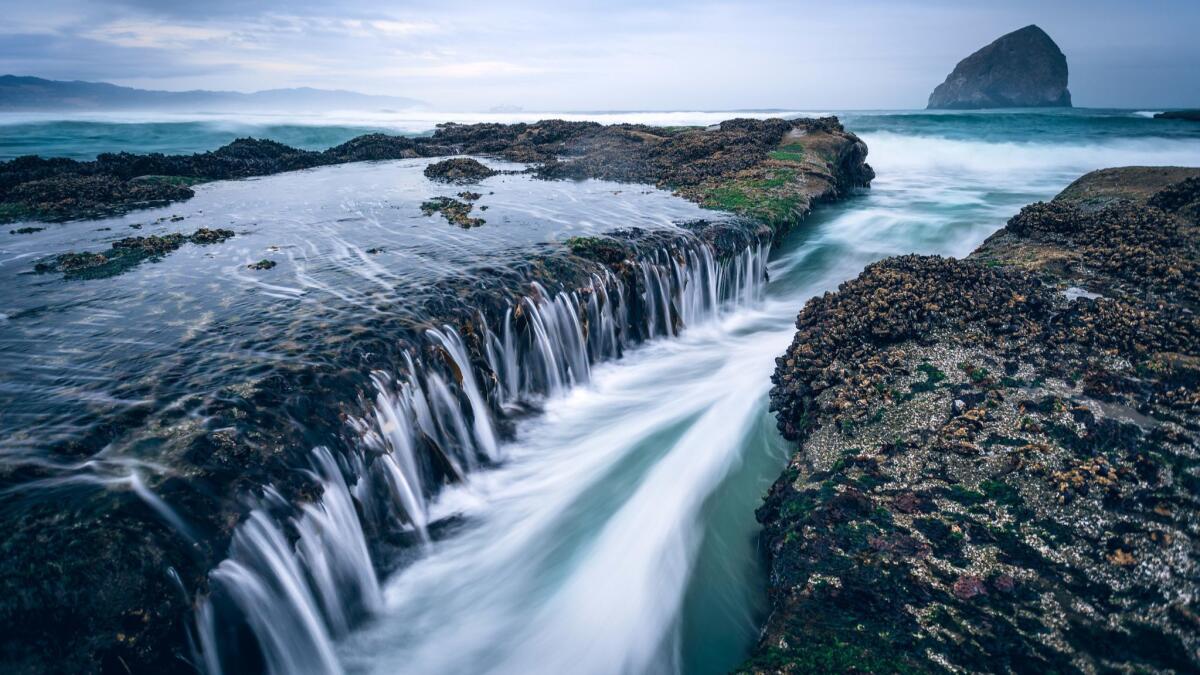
[0,117,871,225]
[747,167,1200,672]
[0,118,873,672]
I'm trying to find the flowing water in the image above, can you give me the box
[2,109,1199,674]
[330,111,1200,675]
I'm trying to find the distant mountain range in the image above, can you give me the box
[0,75,427,112]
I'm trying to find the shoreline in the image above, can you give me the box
[0,117,870,225]
[751,167,1200,672]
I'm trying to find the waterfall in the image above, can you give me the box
[196,447,377,675]
[192,236,771,675]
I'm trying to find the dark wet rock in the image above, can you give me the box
[563,235,631,265]
[420,196,485,228]
[1148,174,1200,222]
[34,227,235,278]
[0,494,201,674]
[247,259,276,270]
[1155,110,1200,122]
[321,132,429,162]
[5,174,194,221]
[928,25,1072,109]
[423,158,498,183]
[0,137,345,223]
[1054,165,1200,212]
[748,168,1200,673]
[8,226,43,234]
[457,191,482,201]
[189,227,236,244]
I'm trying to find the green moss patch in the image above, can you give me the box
[699,168,805,225]
[768,143,807,163]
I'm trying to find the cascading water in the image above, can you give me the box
[197,447,377,675]
[191,236,771,675]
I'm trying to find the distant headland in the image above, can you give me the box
[0,75,426,112]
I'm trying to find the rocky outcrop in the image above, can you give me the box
[928,25,1072,109]
[0,117,872,226]
[423,157,498,183]
[749,166,1200,673]
[0,119,873,672]
[1155,110,1200,122]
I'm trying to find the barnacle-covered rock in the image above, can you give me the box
[749,167,1200,674]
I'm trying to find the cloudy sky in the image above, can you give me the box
[2,0,1197,110]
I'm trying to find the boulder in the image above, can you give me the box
[422,157,497,183]
[928,25,1071,109]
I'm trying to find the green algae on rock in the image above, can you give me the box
[420,196,485,228]
[749,167,1200,673]
[33,227,235,279]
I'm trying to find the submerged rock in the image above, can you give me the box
[423,157,498,183]
[34,227,235,278]
[928,25,1072,109]
[751,167,1200,673]
[420,196,485,228]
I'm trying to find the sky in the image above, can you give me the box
[1,0,1197,110]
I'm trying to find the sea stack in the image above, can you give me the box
[928,25,1072,109]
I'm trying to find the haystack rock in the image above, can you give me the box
[928,25,1072,110]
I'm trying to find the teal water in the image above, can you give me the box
[841,108,1200,142]
[3,109,1199,675]
[330,110,1197,674]
[3,108,1199,161]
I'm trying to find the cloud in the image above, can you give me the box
[0,32,227,81]
[1,0,1198,109]
[365,19,439,37]
[386,61,544,79]
[82,20,231,48]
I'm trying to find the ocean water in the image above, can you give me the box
[3,107,1199,162]
[2,109,1199,674]
[0,110,806,160]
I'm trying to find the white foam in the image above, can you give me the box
[863,131,1200,178]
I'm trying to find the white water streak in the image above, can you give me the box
[193,236,771,674]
